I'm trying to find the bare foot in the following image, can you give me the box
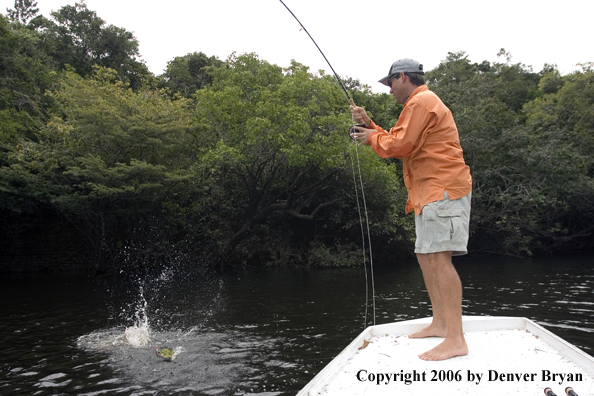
[418,337,468,361]
[408,324,447,339]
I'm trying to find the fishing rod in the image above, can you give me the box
[278,0,355,107]
[279,0,375,327]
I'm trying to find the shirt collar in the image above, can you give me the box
[403,85,428,105]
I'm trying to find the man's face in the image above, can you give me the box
[386,72,408,104]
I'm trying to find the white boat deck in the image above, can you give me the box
[298,316,594,396]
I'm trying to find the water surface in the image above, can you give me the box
[0,255,592,395]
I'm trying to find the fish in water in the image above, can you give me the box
[155,346,175,361]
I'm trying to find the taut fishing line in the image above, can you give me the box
[278,0,375,328]
[348,141,376,328]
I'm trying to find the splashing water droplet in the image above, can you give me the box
[124,321,150,347]
[124,286,151,347]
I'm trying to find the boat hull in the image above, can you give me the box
[297,316,594,396]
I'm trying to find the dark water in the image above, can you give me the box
[0,255,593,395]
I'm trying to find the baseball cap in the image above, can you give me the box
[379,59,424,86]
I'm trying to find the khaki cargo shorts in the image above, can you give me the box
[414,191,471,256]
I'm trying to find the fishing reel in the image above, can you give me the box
[348,124,365,141]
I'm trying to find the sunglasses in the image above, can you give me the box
[386,73,402,86]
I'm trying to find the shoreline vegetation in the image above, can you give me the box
[1,2,593,274]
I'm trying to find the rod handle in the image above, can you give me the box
[349,98,363,125]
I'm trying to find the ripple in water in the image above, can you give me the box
[75,270,258,394]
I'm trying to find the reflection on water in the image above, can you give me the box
[0,254,592,395]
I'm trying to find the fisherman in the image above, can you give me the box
[350,58,472,361]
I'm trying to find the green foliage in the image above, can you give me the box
[0,14,54,116]
[0,13,56,173]
[157,52,223,98]
[188,54,410,266]
[1,53,410,270]
[5,0,38,25]
[428,52,594,255]
[1,66,194,270]
[34,2,151,89]
[2,3,593,270]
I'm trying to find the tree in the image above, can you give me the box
[6,0,38,25]
[520,64,594,251]
[157,51,223,97]
[427,52,541,255]
[2,53,411,270]
[188,54,411,266]
[427,52,594,255]
[0,14,55,162]
[42,2,150,89]
[2,66,194,271]
[525,63,594,165]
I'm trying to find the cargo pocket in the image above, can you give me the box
[437,209,463,242]
[422,206,438,222]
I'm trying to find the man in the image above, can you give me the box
[350,58,472,361]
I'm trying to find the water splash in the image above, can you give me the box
[123,320,150,347]
[123,285,151,347]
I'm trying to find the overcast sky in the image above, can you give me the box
[3,0,593,91]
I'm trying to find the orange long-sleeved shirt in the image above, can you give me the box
[366,85,472,215]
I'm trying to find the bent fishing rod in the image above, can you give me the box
[279,0,376,327]
[278,0,355,107]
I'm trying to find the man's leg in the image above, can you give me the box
[408,253,447,338]
[414,251,468,361]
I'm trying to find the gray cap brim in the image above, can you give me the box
[378,58,424,86]
[378,75,392,86]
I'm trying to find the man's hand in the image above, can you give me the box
[349,125,374,146]
[350,104,371,127]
